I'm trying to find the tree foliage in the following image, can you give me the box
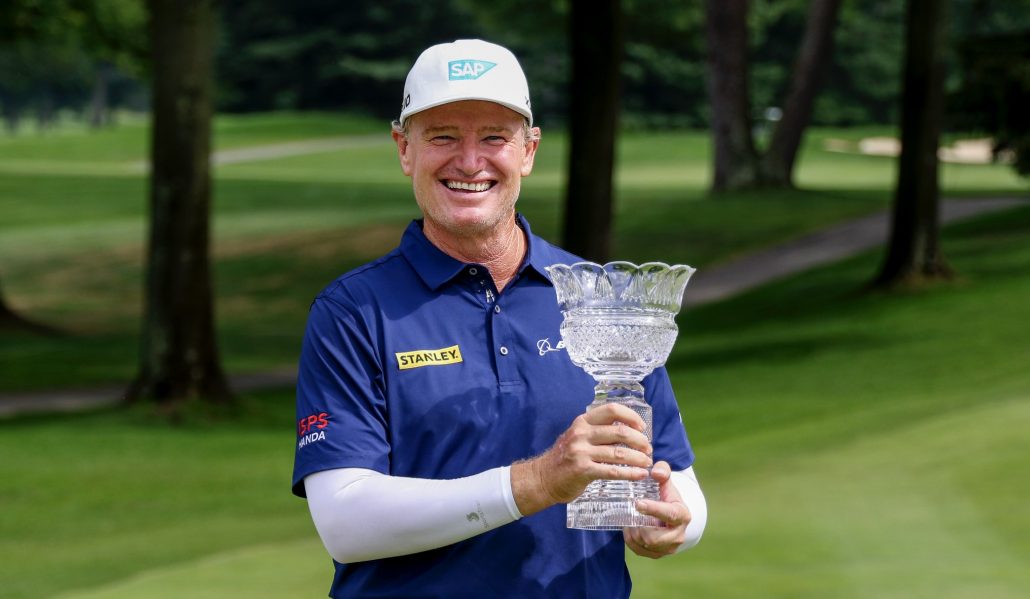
[949,0,1030,177]
[0,0,146,130]
[951,32,1030,176]
[217,0,482,117]
[3,0,1027,135]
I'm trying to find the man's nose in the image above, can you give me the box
[453,138,483,174]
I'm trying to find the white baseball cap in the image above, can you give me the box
[398,39,533,127]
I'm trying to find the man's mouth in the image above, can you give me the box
[444,180,494,192]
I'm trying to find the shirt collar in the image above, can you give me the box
[517,214,560,285]
[399,220,467,291]
[399,214,559,290]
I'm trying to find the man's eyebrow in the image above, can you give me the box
[421,125,515,136]
[422,125,457,136]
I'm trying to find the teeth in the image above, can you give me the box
[446,180,491,192]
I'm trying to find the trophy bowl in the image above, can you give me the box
[546,261,695,529]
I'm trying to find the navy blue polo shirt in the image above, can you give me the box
[293,215,695,599]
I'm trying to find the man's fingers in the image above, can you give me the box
[588,424,652,456]
[635,499,691,528]
[624,528,670,559]
[649,460,672,481]
[582,403,646,432]
[601,463,652,481]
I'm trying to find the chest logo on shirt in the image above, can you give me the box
[536,337,566,356]
[395,344,463,370]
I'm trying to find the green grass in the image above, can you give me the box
[0,394,315,599]
[1,113,1028,597]
[2,205,1027,599]
[56,539,330,599]
[5,115,1024,390]
[631,206,1030,598]
[0,114,900,390]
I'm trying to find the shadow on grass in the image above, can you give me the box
[0,309,65,337]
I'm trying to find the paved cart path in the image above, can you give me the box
[683,196,1026,306]
[1,197,1025,418]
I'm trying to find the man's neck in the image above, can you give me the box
[423,216,527,292]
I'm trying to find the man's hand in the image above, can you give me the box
[510,403,653,516]
[623,461,692,559]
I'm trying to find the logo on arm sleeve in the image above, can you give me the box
[297,412,330,449]
[395,345,463,370]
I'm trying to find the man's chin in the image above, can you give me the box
[429,211,514,240]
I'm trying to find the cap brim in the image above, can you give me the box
[400,95,532,127]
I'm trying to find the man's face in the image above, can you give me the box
[393,100,540,239]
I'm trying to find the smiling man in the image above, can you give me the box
[293,39,707,598]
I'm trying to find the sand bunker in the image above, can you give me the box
[824,136,1010,164]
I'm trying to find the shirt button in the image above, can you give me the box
[468,267,478,276]
[494,305,501,313]
[499,346,509,356]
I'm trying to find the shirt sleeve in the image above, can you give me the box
[645,367,695,471]
[292,293,390,497]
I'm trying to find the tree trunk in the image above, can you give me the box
[33,91,55,131]
[874,0,951,287]
[88,63,112,129]
[562,0,624,263]
[760,0,843,187]
[128,0,231,404]
[1,92,22,134]
[704,0,760,192]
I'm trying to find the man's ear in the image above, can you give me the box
[393,128,413,176]
[520,127,541,177]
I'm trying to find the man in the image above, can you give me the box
[293,39,707,598]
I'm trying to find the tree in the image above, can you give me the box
[704,0,843,191]
[704,0,759,191]
[217,0,482,117]
[0,1,81,332]
[952,31,1030,177]
[0,0,146,130]
[873,0,950,287]
[759,0,843,185]
[72,0,148,127]
[562,0,624,262]
[128,0,231,405]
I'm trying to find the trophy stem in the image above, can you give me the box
[566,379,663,530]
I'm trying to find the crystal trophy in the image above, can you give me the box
[546,261,695,529]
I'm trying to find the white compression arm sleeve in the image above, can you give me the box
[306,465,708,562]
[304,467,523,564]
[670,466,708,552]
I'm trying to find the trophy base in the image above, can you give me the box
[567,478,663,530]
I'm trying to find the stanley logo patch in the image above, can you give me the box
[396,345,463,370]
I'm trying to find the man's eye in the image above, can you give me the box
[484,136,507,144]
[430,135,455,144]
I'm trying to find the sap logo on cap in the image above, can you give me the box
[448,59,497,81]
